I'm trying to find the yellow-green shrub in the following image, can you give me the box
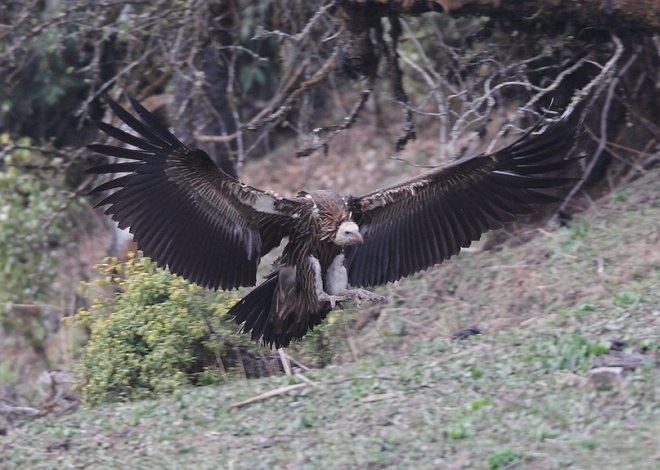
[74,253,252,406]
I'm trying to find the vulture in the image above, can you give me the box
[87,97,580,348]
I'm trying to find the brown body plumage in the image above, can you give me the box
[88,97,581,348]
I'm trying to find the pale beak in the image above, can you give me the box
[352,232,364,245]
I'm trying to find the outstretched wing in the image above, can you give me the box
[87,97,300,290]
[345,116,581,287]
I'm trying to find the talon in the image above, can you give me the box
[355,289,385,303]
[337,289,387,306]
[319,292,349,308]
[320,289,385,308]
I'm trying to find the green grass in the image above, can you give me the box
[1,170,658,469]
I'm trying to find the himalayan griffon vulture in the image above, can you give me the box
[87,97,580,348]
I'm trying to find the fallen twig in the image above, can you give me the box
[229,383,307,409]
[295,371,322,389]
[361,392,397,403]
[278,348,292,376]
[288,356,312,371]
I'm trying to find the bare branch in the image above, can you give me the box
[558,35,631,213]
[296,80,373,158]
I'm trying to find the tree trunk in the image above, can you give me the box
[342,0,660,32]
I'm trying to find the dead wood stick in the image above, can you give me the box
[229,383,307,409]
[295,371,322,389]
[279,348,292,376]
[288,356,312,371]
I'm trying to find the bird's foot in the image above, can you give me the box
[338,289,386,308]
[320,289,386,308]
[318,292,351,308]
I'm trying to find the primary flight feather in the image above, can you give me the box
[88,97,581,348]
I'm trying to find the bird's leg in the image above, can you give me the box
[324,254,386,307]
[310,256,350,308]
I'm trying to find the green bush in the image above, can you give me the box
[74,254,251,406]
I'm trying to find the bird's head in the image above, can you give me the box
[333,221,363,246]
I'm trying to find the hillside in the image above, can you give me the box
[2,169,658,469]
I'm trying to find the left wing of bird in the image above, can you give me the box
[345,116,582,287]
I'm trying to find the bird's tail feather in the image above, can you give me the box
[228,271,332,349]
[228,272,279,344]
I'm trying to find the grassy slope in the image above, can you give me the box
[2,170,658,469]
